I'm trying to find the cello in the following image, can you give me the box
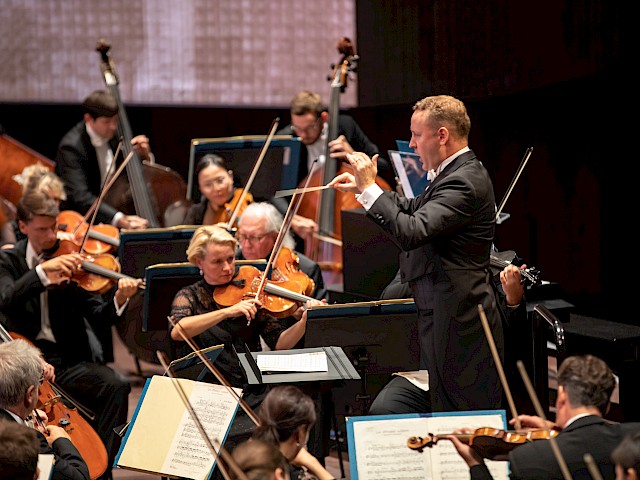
[96,38,191,228]
[296,37,390,286]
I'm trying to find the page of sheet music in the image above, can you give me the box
[257,351,328,372]
[37,453,54,480]
[351,414,508,480]
[161,381,241,480]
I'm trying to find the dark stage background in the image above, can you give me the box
[1,0,631,323]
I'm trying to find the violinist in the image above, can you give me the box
[169,226,322,449]
[0,190,140,480]
[236,202,326,302]
[449,355,640,480]
[611,430,640,480]
[273,90,394,251]
[55,90,149,230]
[183,153,253,226]
[0,340,90,480]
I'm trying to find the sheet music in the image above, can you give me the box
[257,351,328,373]
[350,413,508,480]
[161,381,240,480]
[37,454,54,480]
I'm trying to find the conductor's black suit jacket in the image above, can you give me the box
[367,149,503,411]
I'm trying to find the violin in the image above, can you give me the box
[407,426,560,461]
[213,265,314,318]
[206,188,253,227]
[44,239,144,294]
[490,250,541,287]
[57,209,120,255]
[0,328,108,480]
[271,246,315,297]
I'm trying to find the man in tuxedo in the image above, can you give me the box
[0,189,140,480]
[55,89,150,229]
[0,339,90,480]
[330,94,503,411]
[450,354,640,479]
[235,201,326,302]
[274,90,394,250]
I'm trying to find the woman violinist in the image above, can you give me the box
[183,154,253,227]
[169,226,320,399]
[0,189,140,480]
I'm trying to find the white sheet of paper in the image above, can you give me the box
[257,351,328,372]
[37,453,54,480]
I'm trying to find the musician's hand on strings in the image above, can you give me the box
[117,214,149,230]
[328,134,355,160]
[40,358,55,382]
[114,277,141,307]
[448,428,484,468]
[500,264,525,307]
[42,424,73,446]
[292,298,325,321]
[291,214,318,239]
[130,135,152,162]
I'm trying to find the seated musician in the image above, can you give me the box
[236,201,326,301]
[0,340,90,480]
[0,189,140,480]
[371,262,529,416]
[183,153,252,226]
[55,90,150,230]
[168,225,322,451]
[611,430,640,480]
[450,355,640,480]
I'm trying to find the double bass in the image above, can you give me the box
[296,38,391,286]
[96,39,191,228]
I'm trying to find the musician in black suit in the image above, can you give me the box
[0,190,140,480]
[330,94,503,411]
[450,355,640,480]
[274,90,394,250]
[55,89,150,229]
[0,339,90,480]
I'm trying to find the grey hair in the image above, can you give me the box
[237,202,296,250]
[0,340,43,408]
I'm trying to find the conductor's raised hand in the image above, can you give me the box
[331,152,379,194]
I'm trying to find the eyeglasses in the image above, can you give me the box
[237,234,269,244]
[38,374,44,385]
[291,117,321,135]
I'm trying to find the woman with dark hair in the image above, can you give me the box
[183,153,252,226]
[252,385,334,480]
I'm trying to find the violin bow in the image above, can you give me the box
[495,147,533,222]
[477,304,522,430]
[166,315,262,426]
[156,350,248,480]
[517,360,573,480]
[79,149,134,254]
[225,118,280,229]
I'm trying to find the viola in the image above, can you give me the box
[213,265,314,318]
[57,209,120,255]
[407,426,560,461]
[44,239,144,294]
[490,250,541,287]
[0,328,108,480]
